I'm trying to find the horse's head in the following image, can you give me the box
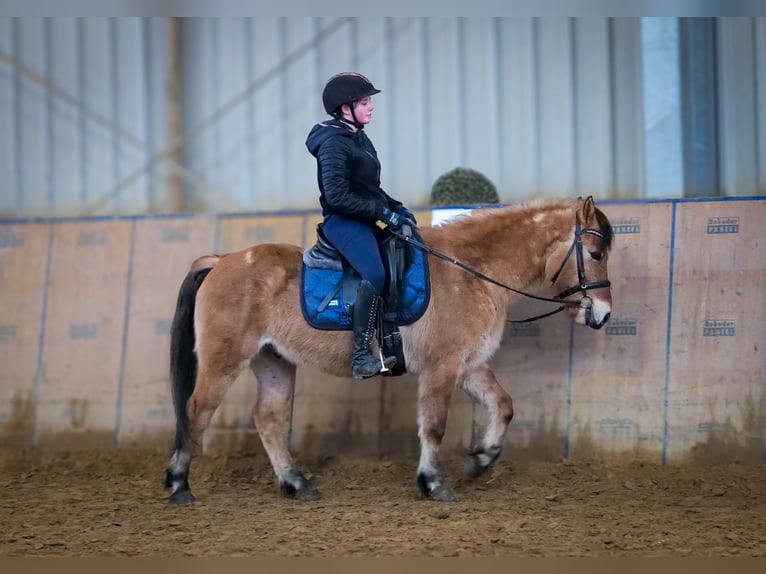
[546,196,613,330]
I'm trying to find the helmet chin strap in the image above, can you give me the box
[349,104,364,129]
[335,102,365,130]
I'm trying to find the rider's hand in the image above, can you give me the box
[393,206,418,227]
[381,208,405,231]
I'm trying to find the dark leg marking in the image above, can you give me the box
[417,471,457,503]
[278,470,320,502]
[464,444,502,479]
[165,468,196,505]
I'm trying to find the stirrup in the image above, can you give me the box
[352,354,396,379]
[378,348,394,374]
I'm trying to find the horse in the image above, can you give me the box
[164,195,614,504]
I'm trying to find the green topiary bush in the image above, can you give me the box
[429,167,500,206]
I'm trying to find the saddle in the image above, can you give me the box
[300,225,430,376]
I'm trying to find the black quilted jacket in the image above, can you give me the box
[305,118,403,223]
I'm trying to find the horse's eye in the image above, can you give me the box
[590,251,602,262]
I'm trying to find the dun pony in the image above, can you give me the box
[165,196,613,503]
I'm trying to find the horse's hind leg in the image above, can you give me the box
[250,349,319,502]
[459,364,514,479]
[166,355,246,504]
[415,364,459,502]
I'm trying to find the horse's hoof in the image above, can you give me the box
[168,489,196,505]
[464,453,493,480]
[464,455,484,479]
[430,484,458,503]
[279,472,320,502]
[464,447,499,480]
[296,484,321,502]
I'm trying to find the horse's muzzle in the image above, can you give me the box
[587,311,610,330]
[579,296,611,330]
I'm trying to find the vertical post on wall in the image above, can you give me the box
[166,17,184,213]
[679,18,719,198]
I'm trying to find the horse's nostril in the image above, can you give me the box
[602,312,611,324]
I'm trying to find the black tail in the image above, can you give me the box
[169,266,213,452]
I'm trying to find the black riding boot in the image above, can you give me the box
[352,280,396,379]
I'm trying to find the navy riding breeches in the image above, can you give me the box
[321,215,386,295]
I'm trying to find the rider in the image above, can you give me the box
[306,72,417,379]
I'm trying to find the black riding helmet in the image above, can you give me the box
[322,72,381,128]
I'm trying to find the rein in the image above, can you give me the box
[392,215,610,323]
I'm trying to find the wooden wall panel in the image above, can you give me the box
[491,310,572,461]
[665,201,766,463]
[567,203,671,461]
[294,210,456,459]
[291,214,384,458]
[217,214,308,255]
[377,210,474,457]
[35,220,132,448]
[378,373,421,458]
[379,368,474,457]
[204,215,307,453]
[302,213,323,247]
[117,216,217,448]
[0,224,50,447]
[1,199,763,463]
[291,369,385,458]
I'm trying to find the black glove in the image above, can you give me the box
[380,208,405,231]
[393,205,417,226]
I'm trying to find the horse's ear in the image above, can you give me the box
[581,195,595,222]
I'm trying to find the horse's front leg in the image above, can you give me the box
[416,365,458,502]
[459,364,514,479]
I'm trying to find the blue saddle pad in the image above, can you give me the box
[300,239,430,331]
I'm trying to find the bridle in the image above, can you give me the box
[392,214,611,323]
[540,215,611,321]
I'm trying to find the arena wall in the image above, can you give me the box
[0,198,764,464]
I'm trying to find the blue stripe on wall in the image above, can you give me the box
[113,219,137,448]
[30,222,55,449]
[563,320,576,460]
[661,201,678,465]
